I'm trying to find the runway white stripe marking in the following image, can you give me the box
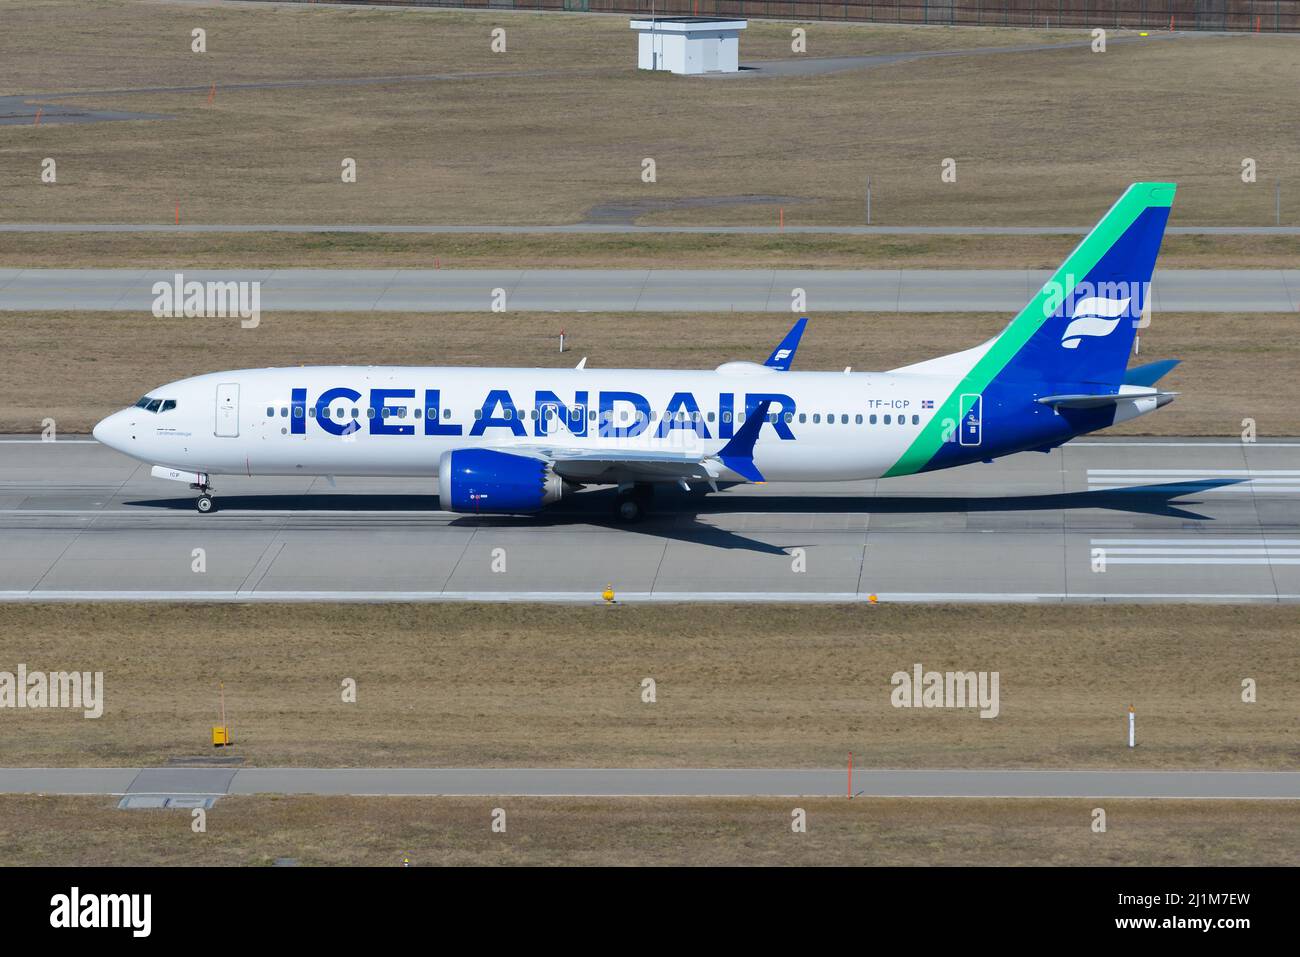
[1088,469,1300,475]
[1103,558,1300,565]
[1091,538,1300,545]
[1102,548,1300,555]
[0,591,1294,602]
[1087,485,1300,493]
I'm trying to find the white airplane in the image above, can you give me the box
[94,183,1179,521]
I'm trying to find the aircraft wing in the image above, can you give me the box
[497,400,774,485]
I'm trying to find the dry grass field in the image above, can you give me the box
[0,603,1293,770]
[1,795,1295,866]
[0,1,1295,228]
[3,308,1295,436]
[3,231,1298,270]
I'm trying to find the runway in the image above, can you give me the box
[2,268,1297,312]
[2,436,1299,603]
[4,223,1296,236]
[4,767,1296,800]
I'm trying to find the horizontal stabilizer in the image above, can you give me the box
[1036,390,1176,410]
[1123,358,1180,387]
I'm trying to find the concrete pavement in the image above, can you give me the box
[1,223,1296,235]
[1,268,1297,311]
[5,767,1297,799]
[2,436,1299,602]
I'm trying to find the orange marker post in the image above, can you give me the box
[207,82,215,106]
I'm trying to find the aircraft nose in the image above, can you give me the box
[92,410,129,451]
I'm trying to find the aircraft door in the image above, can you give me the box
[215,383,239,437]
[959,393,982,447]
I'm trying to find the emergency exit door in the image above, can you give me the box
[215,383,239,437]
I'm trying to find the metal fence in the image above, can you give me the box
[295,0,1300,31]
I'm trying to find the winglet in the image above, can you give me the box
[764,318,808,371]
[715,400,772,482]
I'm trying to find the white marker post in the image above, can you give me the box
[1128,705,1135,748]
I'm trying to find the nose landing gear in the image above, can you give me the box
[190,480,216,514]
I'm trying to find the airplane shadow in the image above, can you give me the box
[125,479,1245,557]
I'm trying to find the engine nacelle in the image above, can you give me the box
[438,448,567,514]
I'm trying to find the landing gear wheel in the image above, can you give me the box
[196,494,215,514]
[615,497,643,523]
[614,484,653,523]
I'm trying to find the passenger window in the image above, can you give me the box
[708,412,716,422]
[308,407,316,418]
[722,411,732,424]
[799,413,806,424]
[367,408,376,419]
[870,414,877,425]
[280,407,288,417]
[443,408,452,419]
[266,407,274,417]
[588,410,596,421]
[912,414,919,425]
[414,408,422,419]
[352,409,360,418]
[474,409,483,420]
[293,406,303,418]
[427,408,437,419]
[884,415,891,424]
[813,414,821,424]
[382,408,390,419]
[855,414,863,424]
[784,412,793,423]
[841,414,848,424]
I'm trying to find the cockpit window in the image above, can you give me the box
[133,396,176,413]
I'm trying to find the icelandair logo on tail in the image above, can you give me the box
[1060,295,1132,349]
[1041,275,1149,350]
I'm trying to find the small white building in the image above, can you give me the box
[630,17,747,75]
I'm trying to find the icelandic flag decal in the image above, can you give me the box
[921,399,934,409]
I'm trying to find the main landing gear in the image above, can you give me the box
[191,480,216,514]
[614,483,653,523]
